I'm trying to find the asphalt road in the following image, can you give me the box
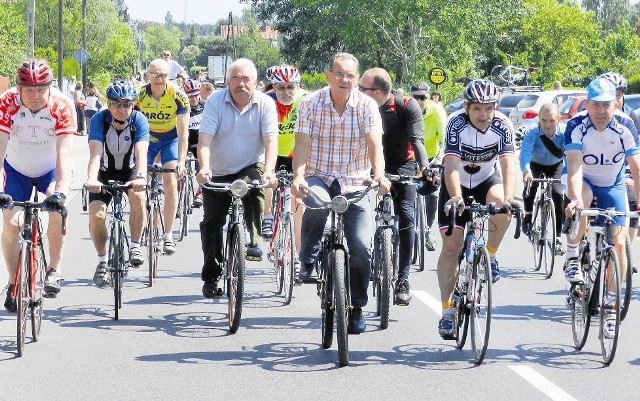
[1,136,640,400]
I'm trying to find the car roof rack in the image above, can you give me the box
[497,85,544,93]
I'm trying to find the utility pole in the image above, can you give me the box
[58,0,63,91]
[27,0,35,59]
[82,0,87,90]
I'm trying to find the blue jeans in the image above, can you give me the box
[298,177,373,308]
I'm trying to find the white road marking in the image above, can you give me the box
[509,365,578,401]
[411,290,442,317]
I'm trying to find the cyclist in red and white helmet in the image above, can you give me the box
[183,79,206,207]
[435,78,517,339]
[261,64,308,278]
[0,60,77,308]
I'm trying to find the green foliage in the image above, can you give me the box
[301,72,328,90]
[142,23,183,63]
[0,0,27,79]
[234,17,282,76]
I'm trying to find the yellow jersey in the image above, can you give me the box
[135,83,190,135]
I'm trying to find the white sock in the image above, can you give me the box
[130,241,141,250]
[566,243,578,259]
[98,254,107,263]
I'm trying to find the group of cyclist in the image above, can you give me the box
[1,55,639,344]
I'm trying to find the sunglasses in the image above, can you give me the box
[109,100,134,109]
[150,72,168,79]
[274,84,298,91]
[162,53,170,57]
[412,95,426,101]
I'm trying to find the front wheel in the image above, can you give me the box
[16,243,29,357]
[600,248,620,365]
[621,237,633,322]
[470,247,492,364]
[110,223,122,321]
[377,228,393,329]
[455,259,470,349]
[281,215,295,305]
[538,201,556,279]
[571,246,591,349]
[146,203,160,287]
[31,235,46,342]
[320,250,334,349]
[333,248,349,367]
[227,223,246,334]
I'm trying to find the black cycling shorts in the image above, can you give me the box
[88,170,138,205]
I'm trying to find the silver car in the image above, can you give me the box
[509,90,586,131]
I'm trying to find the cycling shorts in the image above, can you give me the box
[88,170,139,205]
[276,156,293,173]
[2,160,54,202]
[147,133,178,165]
[438,170,503,230]
[585,179,628,226]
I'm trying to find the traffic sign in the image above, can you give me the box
[428,67,447,86]
[73,48,90,65]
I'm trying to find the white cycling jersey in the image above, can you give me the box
[444,108,515,189]
[565,109,640,187]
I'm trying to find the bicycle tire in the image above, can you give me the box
[320,246,334,349]
[470,247,492,364]
[378,228,393,329]
[600,247,620,365]
[417,195,426,271]
[182,176,194,238]
[571,245,591,349]
[333,248,349,367]
[489,64,508,86]
[621,237,633,322]
[531,200,541,271]
[281,214,295,305]
[455,256,470,349]
[175,178,187,242]
[111,223,121,321]
[228,223,246,334]
[16,242,29,357]
[274,206,284,295]
[147,203,160,287]
[31,228,46,342]
[539,200,556,279]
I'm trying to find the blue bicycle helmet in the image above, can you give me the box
[106,81,138,101]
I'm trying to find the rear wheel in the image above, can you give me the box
[16,243,29,357]
[621,237,633,322]
[333,249,349,367]
[538,201,556,279]
[413,195,426,271]
[600,248,620,365]
[470,247,492,364]
[31,232,46,342]
[228,224,246,334]
[378,228,393,329]
[281,215,295,305]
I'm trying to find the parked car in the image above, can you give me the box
[444,96,464,115]
[624,94,640,115]
[559,95,587,122]
[444,87,542,117]
[509,89,586,131]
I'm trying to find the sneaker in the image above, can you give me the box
[163,238,177,255]
[4,285,16,313]
[564,258,584,283]
[293,261,302,284]
[43,269,61,298]
[298,262,315,283]
[246,245,263,261]
[603,313,617,339]
[192,193,203,208]
[522,214,532,237]
[555,238,565,256]
[491,260,501,283]
[261,217,274,238]
[395,279,412,305]
[438,310,456,340]
[347,307,366,334]
[93,261,110,288]
[202,279,223,298]
[425,230,436,252]
[130,248,144,267]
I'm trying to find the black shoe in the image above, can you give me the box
[202,279,223,298]
[4,285,16,313]
[394,279,412,306]
[246,245,263,261]
[522,214,532,237]
[298,263,315,283]
[347,307,366,334]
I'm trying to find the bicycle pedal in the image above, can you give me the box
[245,255,262,262]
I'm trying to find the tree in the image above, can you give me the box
[235,17,282,76]
[0,0,27,79]
[582,0,630,31]
[142,23,183,64]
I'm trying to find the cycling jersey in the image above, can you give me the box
[88,110,150,174]
[421,99,447,158]
[268,90,308,157]
[565,109,640,187]
[0,86,76,177]
[135,83,189,136]
[519,123,566,172]
[188,99,205,154]
[444,109,515,189]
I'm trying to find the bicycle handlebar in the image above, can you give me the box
[147,164,178,174]
[304,179,376,211]
[444,200,522,239]
[201,178,269,198]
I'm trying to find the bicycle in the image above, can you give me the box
[412,163,442,271]
[566,208,638,365]
[201,178,268,334]
[524,175,561,278]
[175,153,198,242]
[445,198,522,364]
[267,168,296,305]
[143,164,175,287]
[1,183,67,357]
[83,181,140,321]
[306,180,377,367]
[489,54,537,88]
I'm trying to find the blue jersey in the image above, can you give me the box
[564,109,640,187]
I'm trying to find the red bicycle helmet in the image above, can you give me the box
[17,59,53,87]
[266,65,301,84]
[183,79,201,96]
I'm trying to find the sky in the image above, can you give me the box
[124,0,248,25]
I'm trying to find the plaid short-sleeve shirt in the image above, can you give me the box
[295,86,383,192]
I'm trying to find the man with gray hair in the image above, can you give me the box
[196,58,278,298]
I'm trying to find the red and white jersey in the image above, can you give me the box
[0,86,76,177]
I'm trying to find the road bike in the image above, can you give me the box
[412,163,442,271]
[201,178,268,333]
[306,180,376,367]
[446,198,522,364]
[525,175,561,278]
[267,169,296,305]
[489,54,537,88]
[567,208,638,365]
[1,183,67,357]
[143,164,175,287]
[175,153,198,241]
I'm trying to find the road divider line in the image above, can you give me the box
[411,290,442,317]
[509,365,578,401]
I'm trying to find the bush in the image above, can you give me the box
[301,72,327,91]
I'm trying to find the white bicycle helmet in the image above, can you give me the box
[464,79,500,104]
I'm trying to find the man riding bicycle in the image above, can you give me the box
[436,79,518,339]
[184,78,205,207]
[85,81,150,287]
[0,60,75,309]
